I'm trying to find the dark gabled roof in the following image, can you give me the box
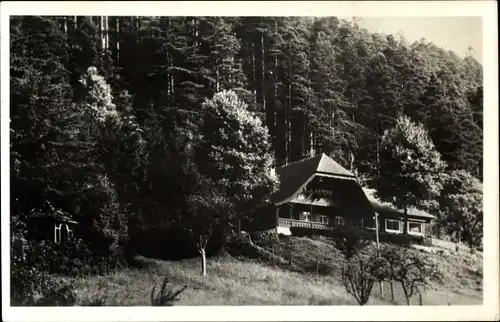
[272,153,356,204]
[363,188,437,220]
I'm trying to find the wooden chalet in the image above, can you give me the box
[271,153,374,235]
[28,208,77,244]
[264,153,435,245]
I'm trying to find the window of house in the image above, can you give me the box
[319,215,328,224]
[335,216,345,226]
[385,219,401,233]
[300,211,311,222]
[408,222,424,235]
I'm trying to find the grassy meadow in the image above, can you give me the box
[57,234,482,306]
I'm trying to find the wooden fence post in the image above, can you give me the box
[390,281,394,302]
[419,292,423,306]
[289,251,293,265]
[271,245,275,265]
[379,281,384,298]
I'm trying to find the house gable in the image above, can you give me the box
[272,153,356,205]
[272,154,374,219]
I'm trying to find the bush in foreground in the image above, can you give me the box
[150,276,187,306]
[11,214,124,306]
[11,217,74,306]
[11,231,78,306]
[331,226,373,260]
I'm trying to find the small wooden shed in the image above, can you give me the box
[28,209,78,244]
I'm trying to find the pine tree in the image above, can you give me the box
[309,17,363,170]
[10,16,73,217]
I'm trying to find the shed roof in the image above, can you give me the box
[28,209,79,224]
[363,188,437,220]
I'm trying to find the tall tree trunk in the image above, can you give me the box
[349,150,355,173]
[215,66,219,92]
[251,41,256,95]
[275,66,285,166]
[287,55,292,163]
[97,16,103,50]
[402,284,410,305]
[104,16,109,51]
[200,247,207,276]
[376,129,381,178]
[260,19,266,111]
[116,17,121,65]
[109,17,118,63]
[63,17,68,34]
[303,115,310,158]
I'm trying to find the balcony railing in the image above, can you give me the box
[278,218,332,230]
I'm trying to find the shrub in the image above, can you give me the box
[130,225,226,260]
[366,232,418,246]
[250,229,280,246]
[33,278,77,306]
[422,236,432,247]
[80,297,107,306]
[11,230,77,306]
[31,238,125,277]
[290,227,331,238]
[79,282,110,306]
[332,227,372,260]
[224,233,277,263]
[12,218,125,308]
[150,276,187,306]
[410,235,425,245]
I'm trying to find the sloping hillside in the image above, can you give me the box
[247,232,482,305]
[64,254,376,306]
[63,233,482,306]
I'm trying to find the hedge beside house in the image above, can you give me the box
[289,226,428,247]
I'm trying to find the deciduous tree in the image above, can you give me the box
[178,90,278,276]
[373,115,446,234]
[379,243,442,305]
[439,170,483,248]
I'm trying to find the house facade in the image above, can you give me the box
[266,153,435,245]
[363,188,435,243]
[271,153,375,235]
[28,209,77,245]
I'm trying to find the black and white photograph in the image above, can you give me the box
[1,1,498,321]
